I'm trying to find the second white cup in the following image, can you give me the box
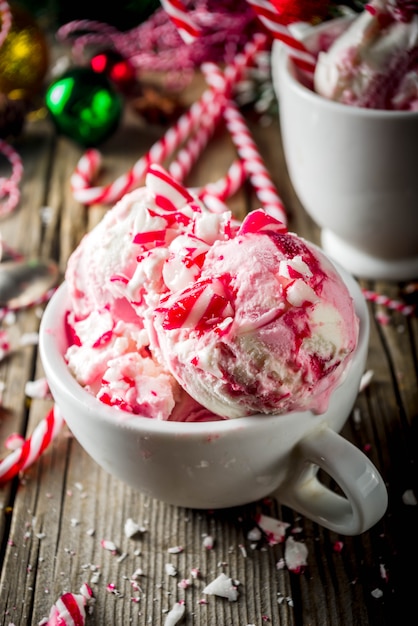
[271,17,418,281]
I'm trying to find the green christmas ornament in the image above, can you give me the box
[45,67,123,147]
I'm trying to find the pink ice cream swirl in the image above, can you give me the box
[314,0,418,110]
[152,210,359,419]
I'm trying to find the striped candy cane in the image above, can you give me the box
[71,32,268,206]
[361,289,415,317]
[160,0,201,44]
[0,286,57,323]
[202,61,287,223]
[0,0,11,49]
[222,99,287,223]
[168,97,225,183]
[0,138,23,217]
[197,159,247,213]
[246,0,317,77]
[0,405,64,483]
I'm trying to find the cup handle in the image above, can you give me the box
[280,425,388,535]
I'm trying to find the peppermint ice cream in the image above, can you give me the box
[64,165,359,421]
[313,1,418,110]
[153,210,359,419]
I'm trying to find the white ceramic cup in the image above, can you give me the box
[271,18,418,281]
[39,265,387,535]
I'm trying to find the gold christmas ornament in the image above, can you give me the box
[0,4,49,100]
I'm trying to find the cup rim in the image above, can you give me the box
[39,260,369,435]
[272,17,418,120]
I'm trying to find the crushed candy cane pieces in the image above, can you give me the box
[168,545,184,554]
[165,563,178,577]
[164,600,186,626]
[402,489,417,506]
[359,369,374,392]
[44,583,94,626]
[25,377,50,399]
[202,534,214,549]
[100,539,119,553]
[284,537,308,574]
[256,513,290,545]
[124,517,146,538]
[202,573,238,601]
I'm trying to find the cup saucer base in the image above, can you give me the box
[321,229,418,281]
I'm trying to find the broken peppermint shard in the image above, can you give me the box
[256,513,290,546]
[164,600,186,626]
[44,583,94,625]
[284,536,309,574]
[202,573,238,601]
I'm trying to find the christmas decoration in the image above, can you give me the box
[269,0,331,24]
[45,67,123,147]
[0,3,49,99]
[129,84,186,125]
[89,49,137,95]
[55,0,261,82]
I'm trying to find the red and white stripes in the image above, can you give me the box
[70,32,268,206]
[159,0,201,43]
[0,138,23,217]
[245,0,316,76]
[197,159,247,214]
[157,0,317,77]
[0,405,64,483]
[362,289,415,317]
[201,60,287,223]
[0,0,11,48]
[222,100,287,223]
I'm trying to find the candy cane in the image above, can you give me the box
[224,100,287,222]
[203,74,287,223]
[0,0,11,49]
[0,138,23,217]
[197,159,247,213]
[71,32,268,205]
[361,289,415,317]
[146,163,195,211]
[160,0,201,44]
[245,0,317,77]
[168,97,225,183]
[0,286,57,324]
[0,405,64,483]
[201,60,287,222]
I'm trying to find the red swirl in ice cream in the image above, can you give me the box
[152,209,359,419]
[313,1,418,110]
[64,166,359,421]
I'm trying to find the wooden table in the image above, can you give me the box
[0,71,417,626]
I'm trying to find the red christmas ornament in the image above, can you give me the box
[269,0,330,25]
[90,49,137,95]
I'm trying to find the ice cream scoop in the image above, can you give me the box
[314,1,418,110]
[153,209,359,419]
[64,165,235,420]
